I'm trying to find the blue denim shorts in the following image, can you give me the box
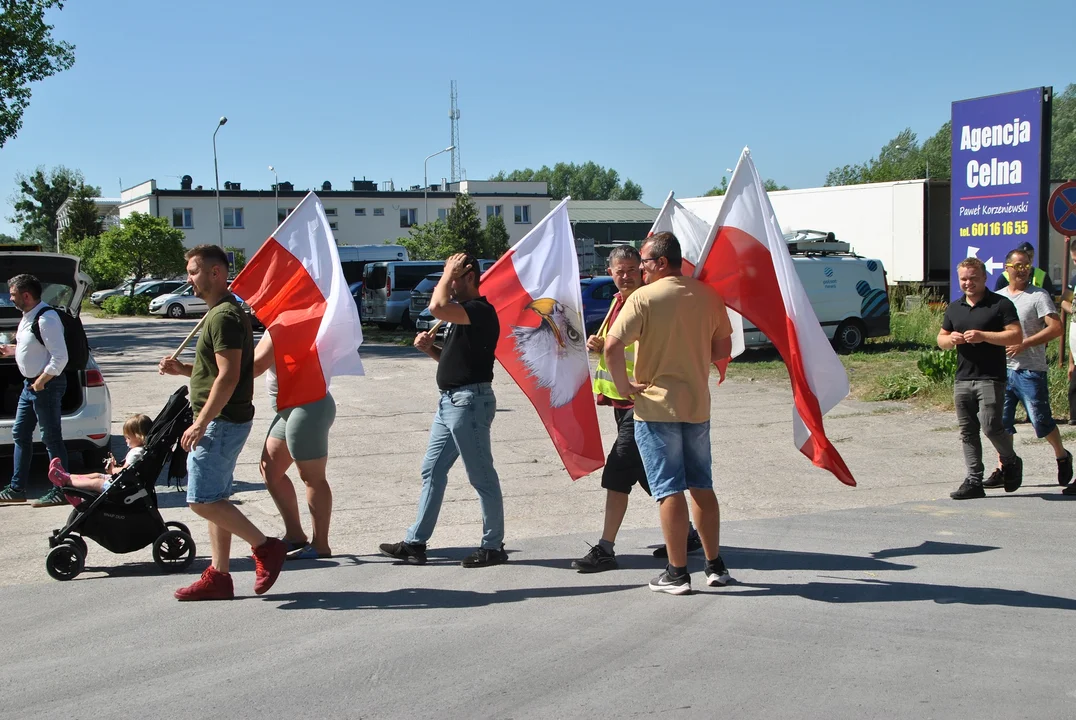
[633,419,713,500]
[1003,368,1057,438]
[186,419,253,504]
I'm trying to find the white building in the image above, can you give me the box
[55,197,121,246]
[118,177,552,259]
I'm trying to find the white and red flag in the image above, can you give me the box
[229,192,364,411]
[649,193,745,382]
[694,149,855,486]
[481,198,604,480]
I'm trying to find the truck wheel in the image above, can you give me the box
[833,319,866,354]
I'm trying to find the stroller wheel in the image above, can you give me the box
[165,521,191,537]
[153,530,196,573]
[63,535,88,558]
[46,544,84,581]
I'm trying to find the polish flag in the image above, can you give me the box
[649,193,745,382]
[229,192,364,411]
[481,198,604,480]
[695,149,855,486]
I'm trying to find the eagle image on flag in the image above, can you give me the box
[229,192,364,411]
[692,149,855,486]
[649,192,746,382]
[482,198,604,480]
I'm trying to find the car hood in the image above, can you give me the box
[149,292,184,305]
[0,252,90,328]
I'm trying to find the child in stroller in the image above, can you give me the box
[48,414,153,494]
[44,386,198,581]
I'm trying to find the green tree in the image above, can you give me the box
[0,231,24,244]
[8,165,95,250]
[398,220,465,260]
[58,183,103,252]
[225,246,247,274]
[85,213,186,294]
[704,176,789,196]
[447,194,483,256]
[1052,84,1076,179]
[482,214,510,259]
[0,0,76,148]
[490,161,643,200]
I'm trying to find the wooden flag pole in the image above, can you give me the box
[170,315,208,360]
[426,320,444,336]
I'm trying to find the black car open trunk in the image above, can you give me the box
[0,358,83,419]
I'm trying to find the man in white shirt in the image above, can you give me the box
[0,274,69,505]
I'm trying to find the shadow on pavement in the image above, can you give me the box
[77,553,366,580]
[870,540,999,560]
[731,577,1076,610]
[270,583,638,611]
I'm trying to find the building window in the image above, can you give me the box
[373,208,384,216]
[278,208,294,223]
[486,205,502,219]
[172,208,193,228]
[354,208,366,216]
[400,208,417,228]
[223,207,244,229]
[514,205,531,224]
[329,221,338,231]
[437,208,448,222]
[325,208,337,217]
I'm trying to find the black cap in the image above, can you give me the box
[1017,241,1035,254]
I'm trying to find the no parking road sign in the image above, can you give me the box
[1049,181,1076,236]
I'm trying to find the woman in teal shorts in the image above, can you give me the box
[254,333,337,559]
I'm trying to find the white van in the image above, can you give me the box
[741,231,890,354]
[362,260,446,330]
[337,244,408,286]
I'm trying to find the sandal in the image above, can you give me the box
[282,538,308,553]
[286,544,332,561]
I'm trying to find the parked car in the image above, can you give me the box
[89,279,138,306]
[0,251,112,469]
[149,284,205,318]
[580,276,618,336]
[362,260,445,330]
[90,278,183,306]
[413,307,448,339]
[407,261,497,326]
[349,281,363,322]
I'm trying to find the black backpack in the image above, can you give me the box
[30,306,90,371]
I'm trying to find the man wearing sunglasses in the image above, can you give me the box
[995,241,1056,296]
[990,248,1073,489]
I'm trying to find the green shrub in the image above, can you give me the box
[871,372,924,401]
[891,300,946,348]
[917,349,957,382]
[102,294,151,316]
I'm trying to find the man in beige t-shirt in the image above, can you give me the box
[605,231,733,596]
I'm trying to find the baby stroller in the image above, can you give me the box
[45,386,197,581]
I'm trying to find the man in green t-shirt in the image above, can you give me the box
[159,244,285,601]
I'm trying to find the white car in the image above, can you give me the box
[149,284,207,319]
[0,252,113,469]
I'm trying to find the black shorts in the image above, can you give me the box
[601,408,651,496]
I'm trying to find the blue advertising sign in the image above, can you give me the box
[950,87,1047,299]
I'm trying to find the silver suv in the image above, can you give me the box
[0,253,113,469]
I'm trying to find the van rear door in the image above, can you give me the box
[362,263,389,320]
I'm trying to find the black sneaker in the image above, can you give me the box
[648,567,691,595]
[1058,451,1073,486]
[0,485,27,504]
[572,544,618,573]
[1063,483,1076,496]
[950,479,986,500]
[31,486,68,508]
[653,529,704,558]
[704,555,732,587]
[1002,456,1023,493]
[378,541,427,565]
[462,545,508,568]
[982,467,1005,489]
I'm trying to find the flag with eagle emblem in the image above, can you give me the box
[481,198,604,480]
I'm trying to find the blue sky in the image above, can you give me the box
[1,0,1069,237]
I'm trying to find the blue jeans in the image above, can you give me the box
[634,419,713,501]
[1002,368,1058,438]
[11,376,68,492]
[186,419,253,504]
[406,383,504,549]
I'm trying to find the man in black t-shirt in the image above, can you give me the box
[379,253,508,567]
[939,257,1024,500]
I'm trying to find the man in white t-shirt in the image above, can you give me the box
[991,249,1073,490]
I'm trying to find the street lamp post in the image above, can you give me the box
[424,145,455,224]
[269,165,279,221]
[213,116,228,248]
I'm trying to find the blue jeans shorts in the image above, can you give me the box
[186,419,253,504]
[633,419,713,501]
[1002,368,1057,438]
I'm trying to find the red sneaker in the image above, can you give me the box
[174,566,234,601]
[252,537,286,595]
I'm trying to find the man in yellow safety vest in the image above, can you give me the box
[572,245,701,572]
